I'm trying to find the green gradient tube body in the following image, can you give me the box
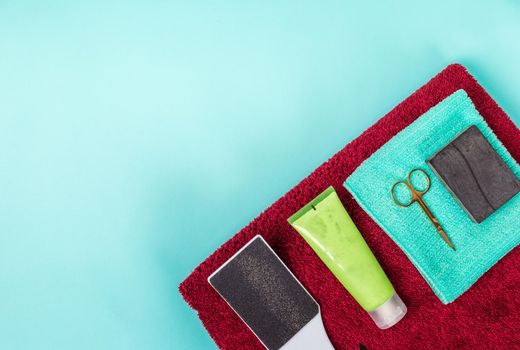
[288,186,406,328]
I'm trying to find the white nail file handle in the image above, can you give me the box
[281,314,335,350]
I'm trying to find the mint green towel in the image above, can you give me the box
[344,90,520,303]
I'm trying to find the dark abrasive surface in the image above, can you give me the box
[209,237,318,350]
[428,125,520,223]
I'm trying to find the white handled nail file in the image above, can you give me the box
[208,235,334,350]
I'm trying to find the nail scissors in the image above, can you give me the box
[391,168,456,250]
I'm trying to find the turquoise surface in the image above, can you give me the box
[1,1,519,349]
[345,90,520,303]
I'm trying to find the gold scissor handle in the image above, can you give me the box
[390,168,431,207]
[391,181,415,207]
[407,168,430,195]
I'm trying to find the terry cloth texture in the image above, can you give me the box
[179,65,520,350]
[344,90,520,304]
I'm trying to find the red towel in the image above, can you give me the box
[179,64,520,350]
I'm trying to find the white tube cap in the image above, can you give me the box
[367,293,407,329]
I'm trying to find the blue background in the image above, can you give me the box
[1,1,519,349]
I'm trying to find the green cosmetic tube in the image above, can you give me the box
[288,186,406,329]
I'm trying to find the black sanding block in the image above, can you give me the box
[208,236,334,350]
[428,125,520,223]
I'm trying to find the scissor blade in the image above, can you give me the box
[437,227,456,251]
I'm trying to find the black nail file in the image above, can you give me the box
[208,235,334,350]
[428,125,520,223]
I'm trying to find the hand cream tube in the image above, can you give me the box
[288,186,406,329]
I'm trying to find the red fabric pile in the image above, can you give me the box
[179,64,519,349]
